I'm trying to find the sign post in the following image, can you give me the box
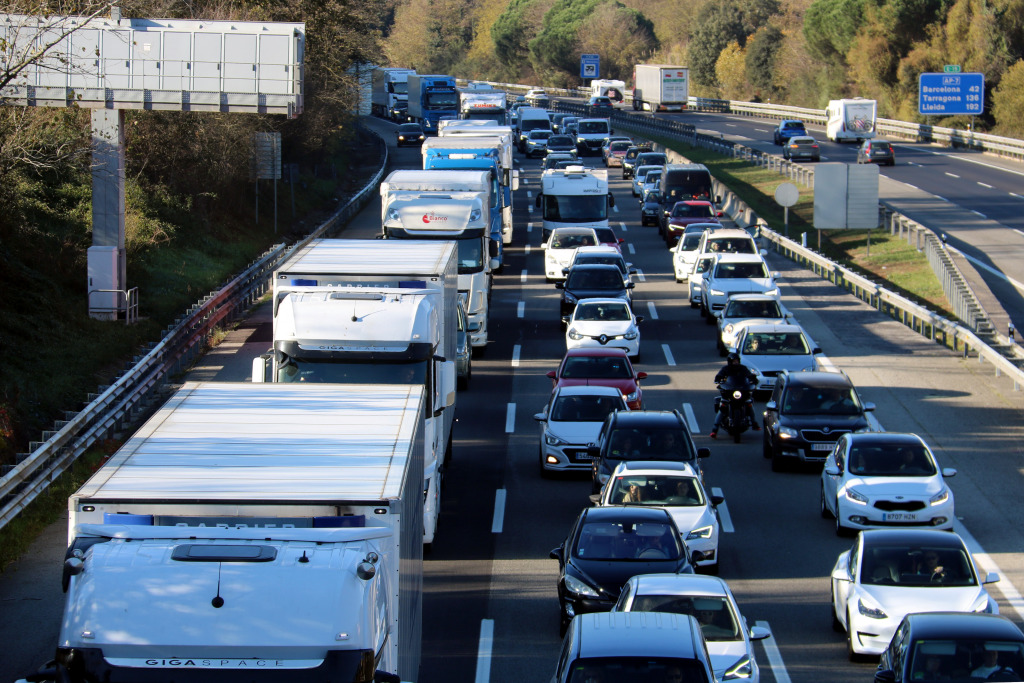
[918,72,984,116]
[580,54,600,81]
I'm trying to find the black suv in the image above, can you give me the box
[556,264,634,317]
[621,144,652,179]
[587,410,710,493]
[762,370,875,472]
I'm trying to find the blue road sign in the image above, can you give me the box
[580,54,600,80]
[918,72,984,115]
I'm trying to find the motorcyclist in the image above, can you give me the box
[710,352,760,439]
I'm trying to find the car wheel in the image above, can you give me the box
[762,431,773,459]
[716,338,726,356]
[704,307,715,325]
[702,562,719,576]
[820,484,833,519]
[770,453,786,472]
[831,590,844,632]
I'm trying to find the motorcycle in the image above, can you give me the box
[713,375,757,443]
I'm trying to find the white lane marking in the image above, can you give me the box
[972,210,987,218]
[627,243,636,255]
[646,302,658,320]
[712,487,734,533]
[662,343,676,366]
[512,344,521,368]
[527,221,533,232]
[528,205,534,213]
[612,204,620,213]
[756,621,792,683]
[526,190,532,199]
[725,123,737,128]
[521,178,528,184]
[492,489,506,533]
[908,161,921,167]
[949,245,1024,294]
[755,128,770,133]
[905,183,921,190]
[915,146,1024,178]
[476,619,495,683]
[634,268,646,283]
[977,181,993,189]
[1011,192,1024,200]
[1014,229,1024,238]
[954,520,1024,622]
[505,403,516,433]
[936,195,949,202]
[525,245,531,255]
[619,221,627,232]
[816,355,838,372]
[682,402,699,433]
[945,172,960,179]
[517,301,525,318]
[520,269,528,284]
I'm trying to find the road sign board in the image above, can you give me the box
[918,72,984,115]
[580,54,600,79]
[943,65,961,73]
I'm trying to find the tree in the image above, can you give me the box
[529,0,604,76]
[689,0,780,87]
[992,58,1024,135]
[576,3,659,80]
[745,25,783,96]
[716,41,750,100]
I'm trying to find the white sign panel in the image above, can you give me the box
[813,163,879,229]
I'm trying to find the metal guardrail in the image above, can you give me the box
[0,126,389,532]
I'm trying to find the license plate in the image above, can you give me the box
[811,443,833,451]
[574,453,596,461]
[882,512,918,521]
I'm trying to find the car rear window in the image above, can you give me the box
[605,428,696,462]
[562,356,632,379]
[707,237,755,254]
[742,332,808,355]
[673,204,713,218]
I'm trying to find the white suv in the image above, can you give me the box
[543,227,600,280]
[700,253,779,321]
[696,227,761,259]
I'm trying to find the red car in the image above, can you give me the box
[547,348,646,410]
[662,200,722,246]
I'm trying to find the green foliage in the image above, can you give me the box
[803,0,872,61]
[493,0,540,64]
[529,0,605,74]
[746,25,784,95]
[577,3,659,80]
[717,42,751,100]
[690,0,781,86]
[992,59,1024,136]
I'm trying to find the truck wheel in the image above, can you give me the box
[472,345,487,359]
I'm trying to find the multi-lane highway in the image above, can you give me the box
[1,114,1023,683]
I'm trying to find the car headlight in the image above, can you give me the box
[845,488,868,505]
[709,288,725,296]
[623,328,638,340]
[567,328,584,340]
[545,432,569,447]
[564,574,600,598]
[625,389,638,402]
[386,207,400,223]
[687,525,713,540]
[398,135,406,140]
[972,594,995,613]
[724,323,735,334]
[857,597,887,620]
[777,426,799,439]
[763,288,780,297]
[929,488,949,506]
[723,655,753,680]
[469,209,482,222]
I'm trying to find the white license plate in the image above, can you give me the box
[883,512,918,521]
[575,453,596,461]
[811,443,833,451]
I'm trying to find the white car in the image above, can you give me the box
[563,298,643,359]
[632,165,661,198]
[821,432,957,535]
[671,223,721,283]
[831,529,999,659]
[534,384,628,475]
[613,574,770,681]
[565,245,636,285]
[592,460,722,570]
[688,254,716,309]
[716,294,792,356]
[735,322,821,392]
[543,226,600,280]
[700,253,779,321]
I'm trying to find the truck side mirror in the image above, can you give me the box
[511,169,520,191]
[251,355,270,383]
[489,240,500,258]
[438,361,456,410]
[535,193,542,208]
[607,194,615,207]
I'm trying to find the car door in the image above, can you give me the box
[764,375,785,445]
[832,535,860,628]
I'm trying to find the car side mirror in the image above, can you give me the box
[697,447,711,459]
[608,194,615,207]
[635,316,644,324]
[562,267,570,275]
[636,372,648,380]
[561,315,570,325]
[716,211,724,217]
[690,550,706,564]
[711,495,724,507]
[628,267,637,275]
[765,400,778,411]
[555,283,564,290]
[760,248,768,256]
[546,370,557,379]
[824,463,841,476]
[812,346,823,354]
[984,572,1000,584]
[533,412,547,422]
[626,282,635,289]
[588,493,601,506]
[749,626,771,641]
[863,402,876,412]
[550,547,564,561]
[942,467,957,478]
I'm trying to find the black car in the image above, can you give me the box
[550,506,697,636]
[395,123,425,147]
[588,410,710,493]
[858,139,896,166]
[556,264,634,317]
[773,119,807,145]
[587,96,615,117]
[635,151,668,171]
[551,112,571,134]
[875,612,1024,683]
[762,370,876,472]
[546,134,578,156]
[621,144,652,179]
[641,190,663,227]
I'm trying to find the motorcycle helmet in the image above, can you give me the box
[726,352,740,363]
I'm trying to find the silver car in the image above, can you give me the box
[735,322,821,392]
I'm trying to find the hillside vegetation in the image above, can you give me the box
[0,0,387,463]
[386,0,1024,135]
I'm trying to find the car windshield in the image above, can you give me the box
[847,444,937,476]
[567,269,624,291]
[645,173,662,185]
[544,196,608,223]
[610,141,631,152]
[782,385,862,415]
[574,520,681,561]
[605,428,696,462]
[549,135,574,146]
[551,394,623,422]
[550,232,598,250]
[610,475,705,507]
[398,124,421,133]
[714,261,769,278]
[567,658,708,683]
[561,356,633,379]
[906,640,1024,682]
[627,594,740,642]
[579,121,610,134]
[706,238,755,254]
[672,204,713,218]
[677,233,702,252]
[576,255,626,273]
[575,302,631,322]
[529,131,552,140]
[861,546,977,587]
[742,332,808,355]
[725,299,783,318]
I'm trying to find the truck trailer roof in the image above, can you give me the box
[280,239,455,278]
